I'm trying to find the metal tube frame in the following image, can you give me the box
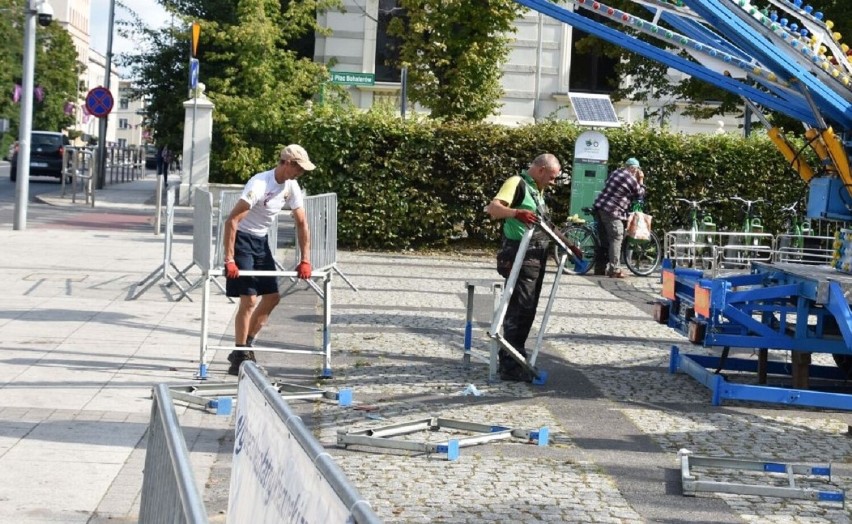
[680,449,844,505]
[462,280,504,379]
[199,269,333,379]
[488,221,578,383]
[166,381,353,416]
[337,416,549,461]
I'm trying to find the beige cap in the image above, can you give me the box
[281,144,316,171]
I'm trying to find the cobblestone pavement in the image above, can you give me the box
[260,251,852,524]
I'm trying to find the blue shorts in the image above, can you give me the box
[225,230,278,297]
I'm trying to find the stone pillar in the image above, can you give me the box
[179,85,215,205]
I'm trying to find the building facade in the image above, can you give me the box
[315,1,741,134]
[113,81,147,147]
[49,0,121,145]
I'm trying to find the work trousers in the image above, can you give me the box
[498,242,548,372]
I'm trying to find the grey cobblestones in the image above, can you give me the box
[294,251,852,523]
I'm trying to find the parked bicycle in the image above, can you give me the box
[778,201,812,249]
[552,201,661,276]
[722,196,771,268]
[669,197,717,270]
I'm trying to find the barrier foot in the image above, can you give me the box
[532,369,548,386]
[437,440,460,461]
[337,388,353,407]
[531,427,549,446]
[319,368,333,379]
[195,364,209,380]
[209,396,233,416]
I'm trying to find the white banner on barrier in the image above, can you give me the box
[227,376,352,524]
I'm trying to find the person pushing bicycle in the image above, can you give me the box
[592,157,646,278]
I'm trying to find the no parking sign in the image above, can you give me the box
[85,87,114,119]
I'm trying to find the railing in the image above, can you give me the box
[772,233,836,265]
[139,384,209,524]
[666,229,837,276]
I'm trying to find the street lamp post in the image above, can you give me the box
[12,0,39,230]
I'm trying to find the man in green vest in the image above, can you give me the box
[486,153,581,381]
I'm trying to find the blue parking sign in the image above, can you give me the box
[189,58,199,89]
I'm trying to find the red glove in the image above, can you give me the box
[569,244,584,260]
[225,260,239,279]
[514,209,538,225]
[297,261,312,280]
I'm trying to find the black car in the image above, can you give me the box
[145,145,158,169]
[10,131,71,182]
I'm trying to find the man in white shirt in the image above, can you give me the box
[222,144,315,375]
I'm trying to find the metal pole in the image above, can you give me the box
[188,94,197,204]
[13,0,37,230]
[96,0,115,190]
[400,67,407,119]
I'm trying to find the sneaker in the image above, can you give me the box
[227,361,242,376]
[227,350,251,376]
[609,269,626,279]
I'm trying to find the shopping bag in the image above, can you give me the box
[626,211,653,240]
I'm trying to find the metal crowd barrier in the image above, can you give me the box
[666,230,838,276]
[230,362,380,523]
[61,147,95,206]
[104,145,146,184]
[292,193,357,292]
[139,384,209,524]
[772,233,836,265]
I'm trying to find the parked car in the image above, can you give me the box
[145,145,158,169]
[10,131,70,182]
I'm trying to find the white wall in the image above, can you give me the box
[315,4,744,134]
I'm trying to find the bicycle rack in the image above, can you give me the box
[680,449,844,505]
[166,381,353,415]
[336,415,549,461]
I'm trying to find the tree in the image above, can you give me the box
[388,0,524,122]
[118,0,338,181]
[0,0,78,140]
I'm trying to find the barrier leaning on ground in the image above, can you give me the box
[139,384,209,524]
[229,362,381,524]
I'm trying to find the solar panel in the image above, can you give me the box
[568,93,621,128]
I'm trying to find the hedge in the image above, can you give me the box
[215,106,810,250]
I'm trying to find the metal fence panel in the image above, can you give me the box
[296,193,338,270]
[228,363,380,524]
[139,384,209,524]
[193,189,213,271]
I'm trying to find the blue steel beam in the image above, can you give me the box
[682,0,852,128]
[515,0,818,125]
[654,10,752,62]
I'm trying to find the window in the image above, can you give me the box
[569,28,618,93]
[119,98,129,110]
[117,138,126,148]
[375,0,404,82]
[118,118,128,129]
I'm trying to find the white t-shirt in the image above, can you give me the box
[236,169,304,237]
